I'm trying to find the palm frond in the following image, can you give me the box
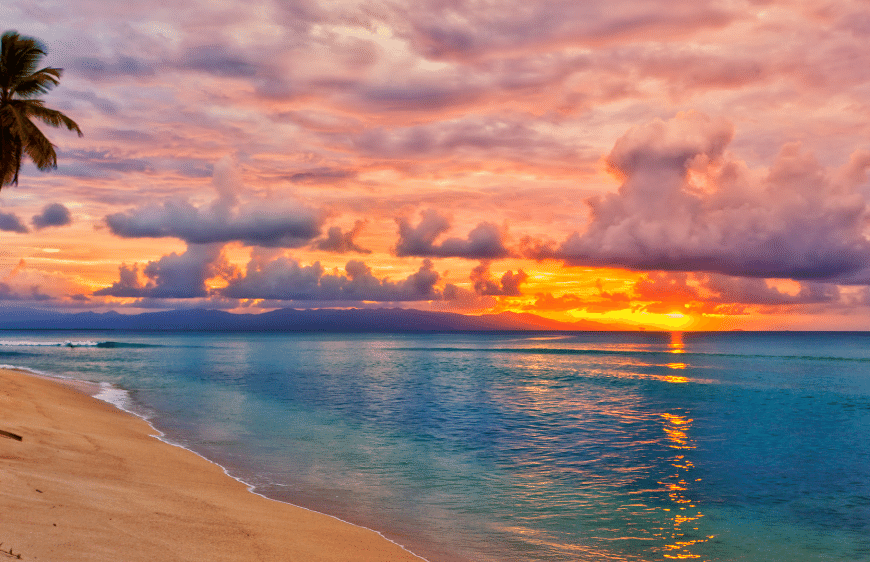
[0,104,15,130]
[13,67,61,98]
[15,111,57,171]
[1,30,80,189]
[18,100,82,136]
[1,33,46,89]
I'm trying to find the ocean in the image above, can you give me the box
[2,330,869,561]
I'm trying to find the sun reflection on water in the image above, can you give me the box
[669,332,685,354]
[656,411,711,560]
[664,333,690,381]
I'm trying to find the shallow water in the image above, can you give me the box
[3,330,869,561]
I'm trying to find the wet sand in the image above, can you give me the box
[0,368,424,561]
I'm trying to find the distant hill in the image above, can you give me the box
[0,307,632,332]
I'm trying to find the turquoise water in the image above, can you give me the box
[2,330,869,561]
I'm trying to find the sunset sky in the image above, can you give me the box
[4,0,870,330]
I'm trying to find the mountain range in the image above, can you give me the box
[0,307,636,332]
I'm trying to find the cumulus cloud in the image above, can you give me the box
[106,199,321,247]
[0,212,28,233]
[94,244,235,298]
[313,220,371,254]
[97,244,448,303]
[105,157,323,247]
[222,254,443,301]
[529,112,870,280]
[32,203,73,230]
[470,262,528,296]
[395,209,512,259]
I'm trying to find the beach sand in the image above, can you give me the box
[0,368,424,562]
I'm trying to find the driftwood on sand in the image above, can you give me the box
[0,429,22,441]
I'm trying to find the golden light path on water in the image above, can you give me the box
[655,332,711,560]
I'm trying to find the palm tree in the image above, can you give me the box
[1,30,82,189]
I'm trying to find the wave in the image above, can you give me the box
[95,341,164,348]
[0,339,99,347]
[0,340,162,348]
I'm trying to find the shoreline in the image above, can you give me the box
[0,367,427,562]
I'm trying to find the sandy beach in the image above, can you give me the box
[0,368,424,562]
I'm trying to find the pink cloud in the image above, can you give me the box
[528,112,870,280]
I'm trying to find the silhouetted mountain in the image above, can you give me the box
[0,307,630,332]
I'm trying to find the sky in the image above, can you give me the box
[3,0,870,330]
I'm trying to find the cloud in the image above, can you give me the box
[525,292,587,312]
[288,167,357,185]
[470,262,528,296]
[0,212,28,233]
[221,254,443,301]
[71,55,156,81]
[395,209,512,259]
[698,274,841,307]
[180,45,258,78]
[627,271,843,316]
[0,283,51,301]
[93,244,235,298]
[394,0,735,61]
[341,117,589,173]
[0,258,87,304]
[32,203,73,230]
[105,158,323,247]
[313,220,371,254]
[97,244,447,303]
[106,199,322,247]
[66,89,119,115]
[528,112,870,280]
[59,149,154,176]
[3,259,27,283]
